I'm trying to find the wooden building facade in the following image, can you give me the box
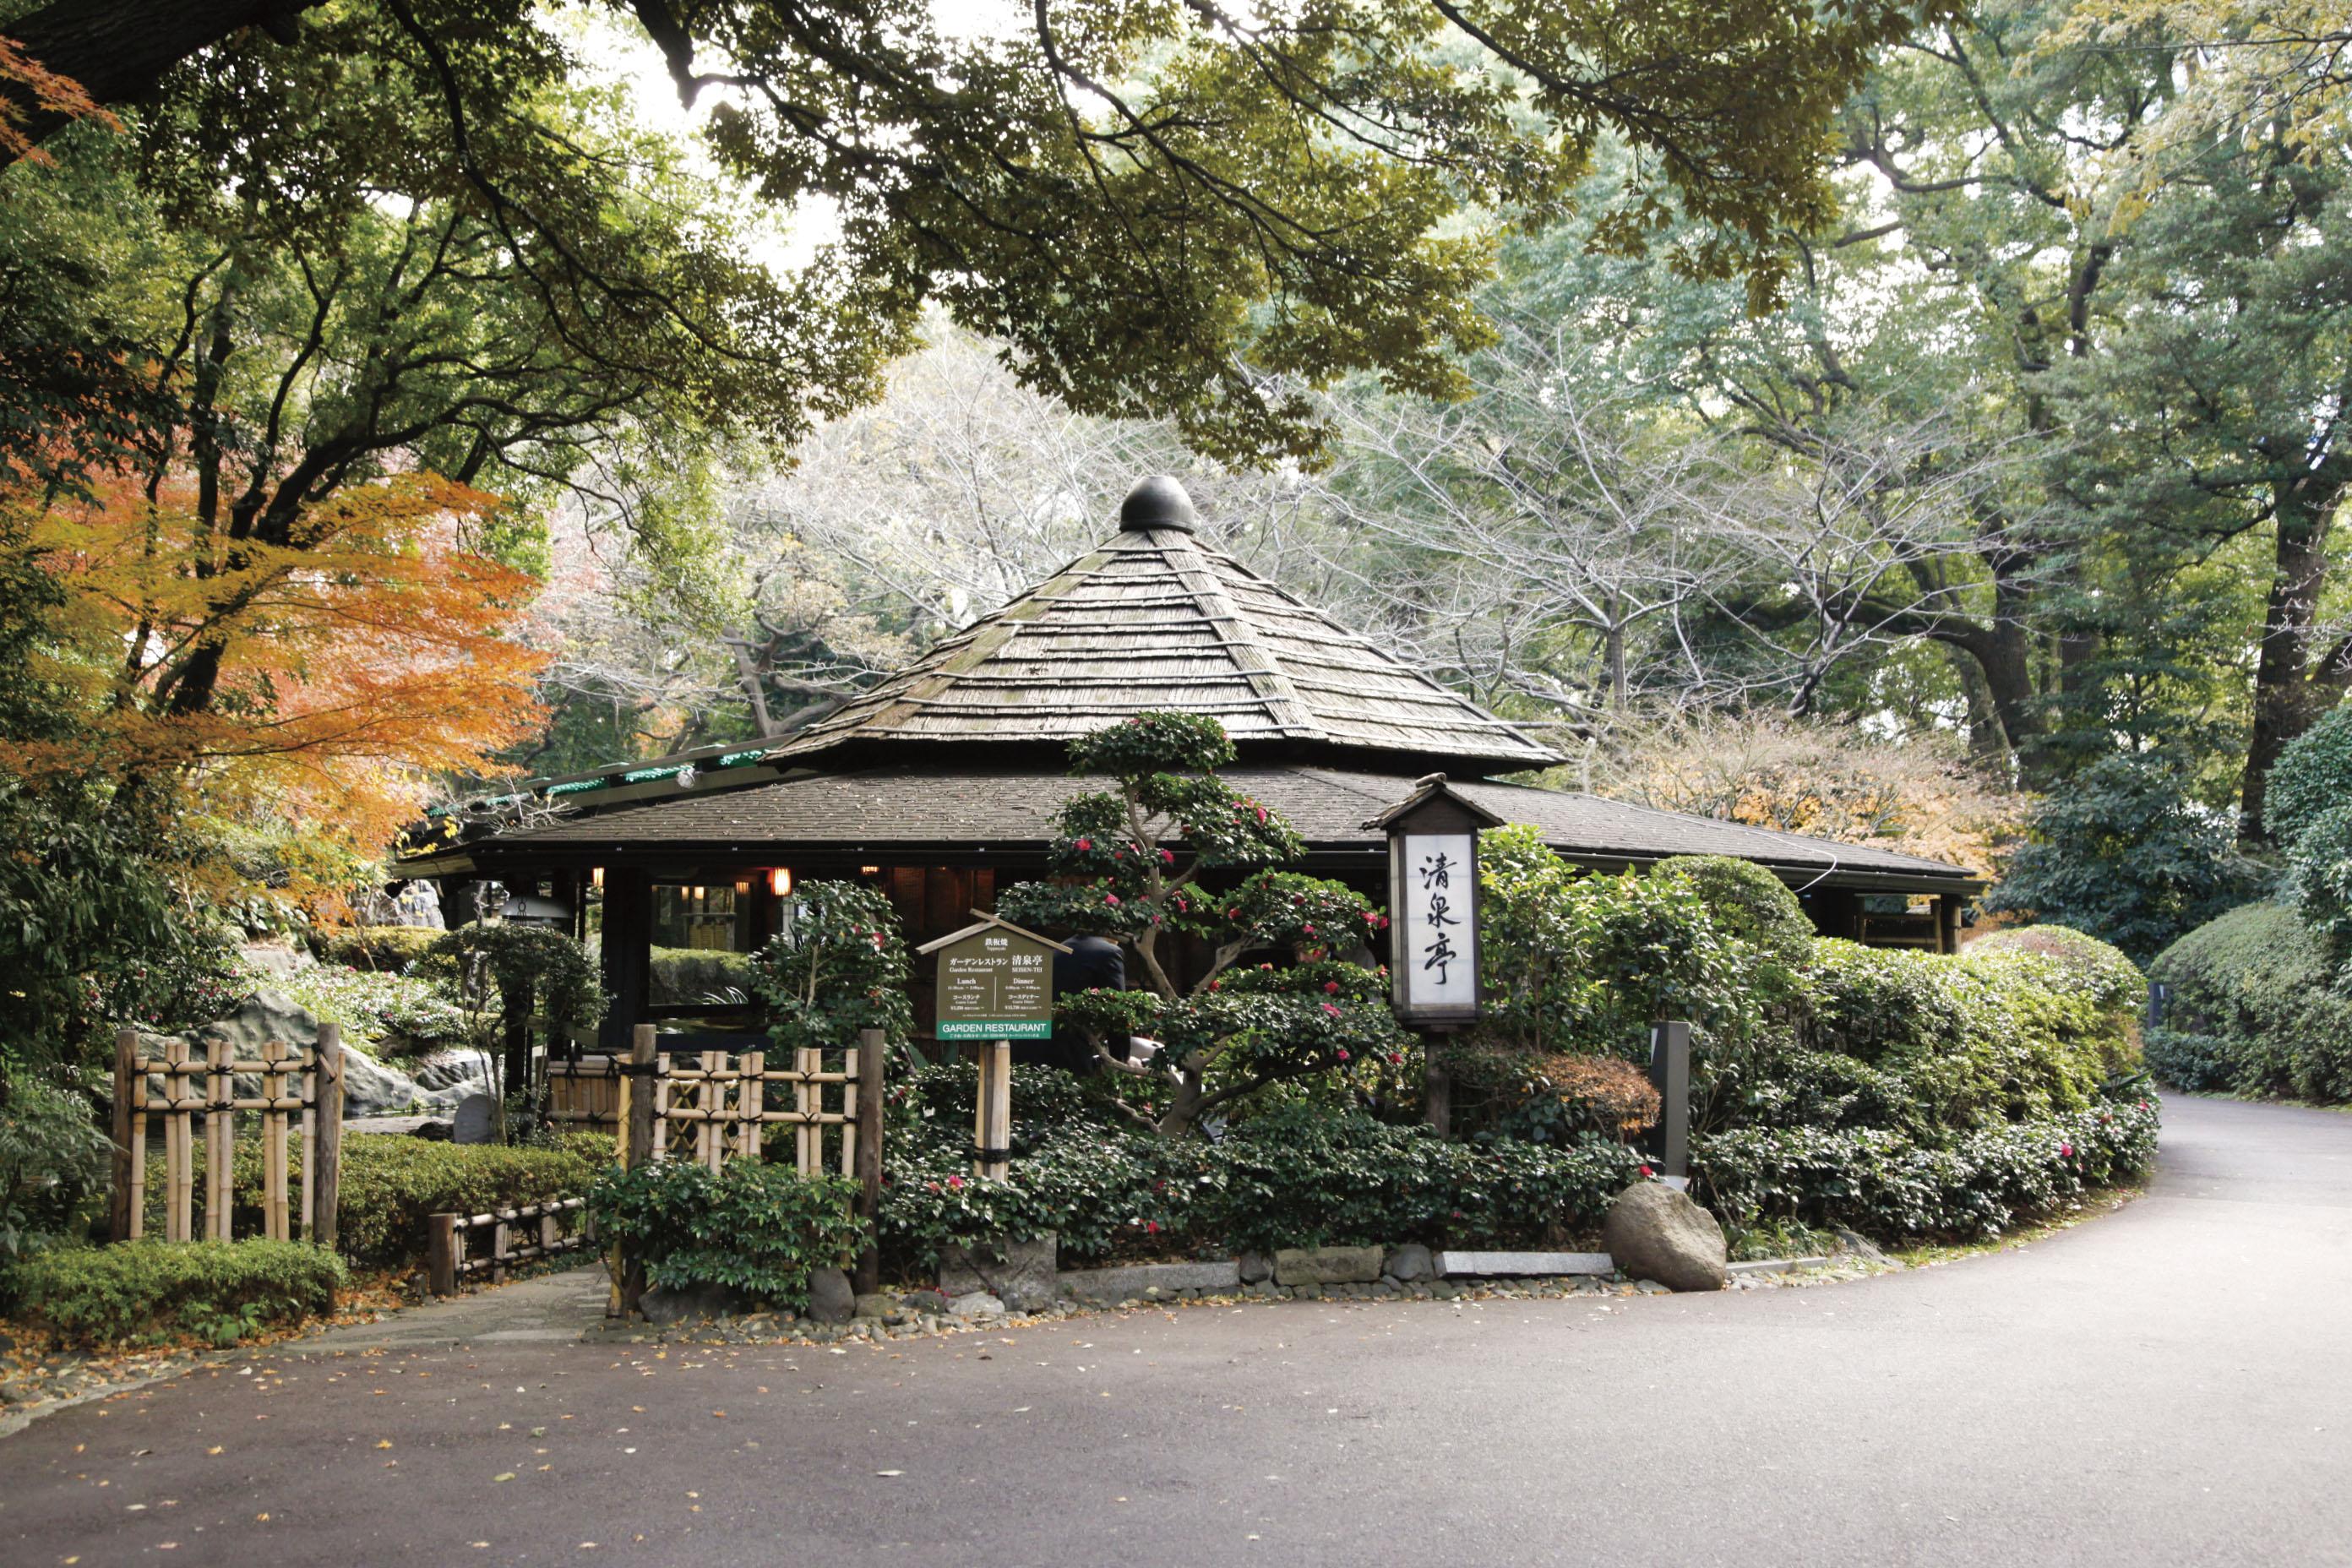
[399,477,1982,1054]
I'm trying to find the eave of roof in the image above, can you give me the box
[408,762,1981,894]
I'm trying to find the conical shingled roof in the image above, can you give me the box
[762,479,1563,772]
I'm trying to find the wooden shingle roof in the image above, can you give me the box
[760,483,1562,771]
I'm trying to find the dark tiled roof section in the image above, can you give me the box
[756,528,1563,769]
[482,763,1975,882]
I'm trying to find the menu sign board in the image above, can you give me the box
[934,925,1057,1040]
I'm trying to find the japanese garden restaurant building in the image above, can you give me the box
[399,478,1984,1052]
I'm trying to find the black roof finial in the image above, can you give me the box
[1119,474,1198,533]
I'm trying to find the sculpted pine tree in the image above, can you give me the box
[995,714,1409,1137]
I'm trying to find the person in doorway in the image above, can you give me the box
[1046,931,1126,1074]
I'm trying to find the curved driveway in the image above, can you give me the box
[7,1094,2350,1566]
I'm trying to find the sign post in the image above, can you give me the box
[1365,775,1504,1137]
[917,912,1070,1179]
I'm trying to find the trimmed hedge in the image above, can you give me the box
[876,1067,1642,1270]
[158,1132,612,1268]
[2148,902,2352,1102]
[650,947,755,1005]
[4,1239,347,1348]
[313,926,441,972]
[1695,1097,2159,1241]
[588,1160,862,1310]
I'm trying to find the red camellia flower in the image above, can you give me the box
[1303,923,1316,934]
[2059,1142,2075,1159]
[1075,836,1093,851]
[1321,1002,1342,1017]
[947,1174,964,1190]
[1105,892,1121,906]
[1336,1048,1351,1060]
[1387,1052,1402,1065]
[1160,848,1175,864]
[1638,1164,1655,1178]
[1323,980,1340,994]
[1255,805,1267,822]
[926,1181,941,1193]
[1208,979,1222,991]
[1146,1220,1160,1235]
[1227,906,1241,919]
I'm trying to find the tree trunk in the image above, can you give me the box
[2,2,320,160]
[2240,479,2339,842]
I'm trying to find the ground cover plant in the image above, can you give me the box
[3,1239,347,1348]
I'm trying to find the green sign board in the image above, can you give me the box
[934,924,1058,1041]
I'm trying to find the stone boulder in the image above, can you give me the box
[411,1049,497,1094]
[449,1090,500,1145]
[1383,1244,1434,1283]
[1274,1244,1384,1287]
[804,1268,856,1323]
[639,1281,748,1324]
[137,991,471,1120]
[1601,1182,1728,1293]
[948,1291,1006,1320]
[939,1234,1059,1312]
[1237,1251,1272,1284]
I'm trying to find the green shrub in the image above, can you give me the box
[1802,939,2124,1134]
[2148,902,2352,1101]
[2142,1028,2235,1093]
[313,926,442,972]
[2264,700,2352,850]
[1966,925,2145,1014]
[1696,1095,2159,1241]
[268,964,476,1054]
[1652,855,1815,973]
[0,1070,112,1256]
[588,1159,863,1309]
[320,1132,610,1266]
[4,1239,347,1348]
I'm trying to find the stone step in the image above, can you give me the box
[1433,1250,1615,1277]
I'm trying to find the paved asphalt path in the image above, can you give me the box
[5,1093,2349,1567]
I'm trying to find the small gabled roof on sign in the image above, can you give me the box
[915,909,1074,957]
[1364,772,1508,833]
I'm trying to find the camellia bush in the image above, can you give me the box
[751,879,914,1053]
[2148,902,2352,1102]
[996,713,1410,1136]
[588,1159,864,1311]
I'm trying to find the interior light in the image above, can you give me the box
[858,864,880,876]
[591,867,604,890]
[770,867,793,896]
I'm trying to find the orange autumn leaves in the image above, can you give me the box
[14,468,547,905]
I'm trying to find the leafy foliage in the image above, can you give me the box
[427,924,603,1043]
[1651,856,1815,975]
[2148,902,2352,1102]
[3,1239,347,1348]
[0,1068,112,1255]
[1696,1097,2160,1242]
[750,880,913,1053]
[1965,925,2145,1015]
[312,1132,610,1267]
[1984,755,2262,963]
[997,715,1404,1135]
[587,1159,863,1310]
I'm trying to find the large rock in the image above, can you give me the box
[449,1090,499,1145]
[1274,1245,1384,1287]
[1383,1244,1434,1282]
[639,1281,748,1324]
[1601,1182,1729,1293]
[411,1049,497,1093]
[948,1291,1006,1320]
[805,1268,856,1323]
[939,1234,1059,1312]
[139,991,471,1120]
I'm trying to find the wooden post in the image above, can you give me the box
[298,1043,317,1240]
[619,1023,657,1318]
[794,1046,818,1175]
[312,1024,345,1250]
[492,1215,511,1283]
[110,1027,136,1242]
[853,1028,884,1295]
[1422,1031,1451,1139]
[164,1037,189,1242]
[427,1213,459,1297]
[1648,1020,1691,1182]
[204,1038,231,1239]
[1936,892,1962,954]
[599,867,653,1054]
[128,1033,149,1241]
[972,1040,1010,1181]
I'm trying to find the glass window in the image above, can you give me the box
[652,884,743,951]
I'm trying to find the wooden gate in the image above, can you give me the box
[108,1023,346,1246]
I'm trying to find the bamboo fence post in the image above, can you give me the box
[619,1024,657,1318]
[162,1037,188,1241]
[736,1049,764,1164]
[110,1028,136,1242]
[312,1024,345,1250]
[260,1039,286,1240]
[204,1038,231,1240]
[128,1034,149,1241]
[427,1213,459,1296]
[853,1029,883,1295]
[700,1049,725,1173]
[795,1047,818,1175]
[492,1214,511,1283]
[298,1042,317,1240]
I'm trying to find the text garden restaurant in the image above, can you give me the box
[395,477,1986,1058]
